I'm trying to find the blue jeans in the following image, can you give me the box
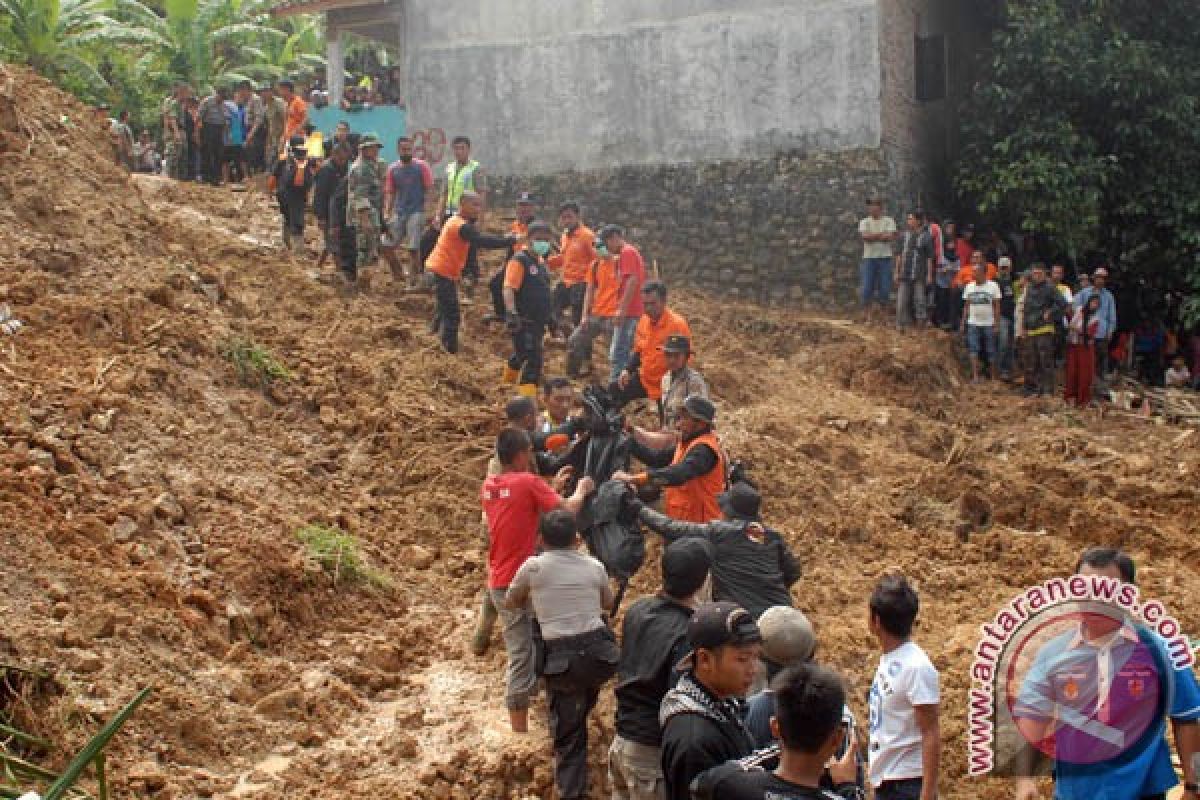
[860,257,893,306]
[609,317,638,383]
[967,324,997,358]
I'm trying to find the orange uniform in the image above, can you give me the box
[428,215,471,280]
[587,256,621,318]
[510,220,529,254]
[283,95,307,142]
[953,262,997,287]
[632,308,692,400]
[548,225,596,286]
[663,432,726,523]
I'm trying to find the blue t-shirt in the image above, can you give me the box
[224,101,245,146]
[385,159,429,217]
[1013,625,1200,799]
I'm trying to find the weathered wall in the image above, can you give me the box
[491,149,893,309]
[403,0,882,175]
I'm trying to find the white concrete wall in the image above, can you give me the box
[402,0,882,174]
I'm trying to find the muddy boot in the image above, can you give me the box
[470,590,497,656]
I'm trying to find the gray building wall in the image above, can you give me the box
[403,0,883,174]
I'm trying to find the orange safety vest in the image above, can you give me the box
[663,431,726,523]
[427,215,471,280]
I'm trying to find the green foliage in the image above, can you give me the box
[295,524,391,589]
[221,337,292,389]
[956,0,1200,322]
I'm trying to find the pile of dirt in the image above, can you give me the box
[2,65,1199,800]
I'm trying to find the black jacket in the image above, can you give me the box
[692,757,861,800]
[637,506,800,620]
[312,159,346,221]
[629,433,719,487]
[660,672,757,800]
[1022,280,1066,333]
[614,594,694,747]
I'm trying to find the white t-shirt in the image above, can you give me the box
[962,280,1002,327]
[868,640,940,787]
[860,216,897,260]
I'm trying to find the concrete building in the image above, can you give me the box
[274,0,973,307]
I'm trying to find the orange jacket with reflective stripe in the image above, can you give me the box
[428,215,470,280]
[663,431,726,523]
[634,308,692,400]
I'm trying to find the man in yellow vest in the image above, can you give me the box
[435,135,486,288]
[613,395,726,523]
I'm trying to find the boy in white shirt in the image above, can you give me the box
[961,258,1003,382]
[867,573,940,800]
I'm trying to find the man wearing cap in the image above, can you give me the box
[548,202,596,334]
[427,191,518,353]
[504,509,617,800]
[610,539,712,800]
[613,281,693,415]
[345,133,387,273]
[659,601,761,800]
[383,135,434,286]
[996,257,1018,380]
[1016,263,1066,396]
[1074,267,1118,384]
[614,395,726,524]
[660,335,709,429]
[486,192,538,322]
[630,481,800,620]
[272,136,314,254]
[600,225,647,380]
[502,220,556,396]
[566,234,621,378]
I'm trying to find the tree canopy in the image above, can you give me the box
[956,0,1200,320]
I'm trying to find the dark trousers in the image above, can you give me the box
[488,268,506,317]
[508,319,546,385]
[876,777,922,800]
[933,286,955,328]
[278,191,306,235]
[246,128,266,172]
[200,123,224,185]
[1096,336,1111,378]
[339,224,358,279]
[462,243,479,284]
[434,275,460,353]
[1022,333,1056,395]
[541,628,619,800]
[554,282,587,329]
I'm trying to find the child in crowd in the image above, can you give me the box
[1165,355,1191,389]
[1065,294,1101,406]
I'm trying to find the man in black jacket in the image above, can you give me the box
[631,481,800,620]
[610,539,712,800]
[313,143,351,274]
[272,137,315,256]
[660,602,761,800]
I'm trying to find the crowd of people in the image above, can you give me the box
[862,200,1200,403]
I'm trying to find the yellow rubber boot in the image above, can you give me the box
[501,365,519,385]
[517,383,537,398]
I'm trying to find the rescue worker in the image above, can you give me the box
[566,234,621,378]
[613,281,693,418]
[547,201,596,335]
[345,132,386,271]
[435,135,486,287]
[613,395,726,524]
[502,220,556,396]
[659,335,709,429]
[487,192,537,322]
[426,191,516,353]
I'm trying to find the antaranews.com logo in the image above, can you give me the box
[968,574,1194,777]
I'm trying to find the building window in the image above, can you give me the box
[915,34,946,102]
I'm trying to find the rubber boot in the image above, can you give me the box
[517,383,537,398]
[501,365,519,385]
[470,589,497,656]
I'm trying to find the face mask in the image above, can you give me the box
[531,240,552,258]
[400,154,412,163]
[595,245,609,258]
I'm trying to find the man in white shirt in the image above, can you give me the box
[961,258,1003,382]
[867,573,940,800]
[859,196,897,324]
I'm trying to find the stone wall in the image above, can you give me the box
[490,148,897,309]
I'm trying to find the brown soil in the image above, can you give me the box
[2,65,1199,800]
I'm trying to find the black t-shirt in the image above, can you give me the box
[700,767,858,800]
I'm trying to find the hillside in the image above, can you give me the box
[2,65,1199,800]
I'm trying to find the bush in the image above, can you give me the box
[295,524,391,590]
[221,338,292,389]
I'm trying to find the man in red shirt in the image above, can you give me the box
[482,427,593,733]
[600,224,646,382]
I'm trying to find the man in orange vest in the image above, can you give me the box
[426,191,517,353]
[486,192,537,323]
[612,281,693,418]
[547,201,596,335]
[613,395,726,524]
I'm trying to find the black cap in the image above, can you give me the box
[598,224,624,240]
[662,539,711,598]
[288,134,305,147]
[516,192,537,205]
[676,602,762,671]
[718,481,761,522]
[681,395,716,424]
[659,334,691,355]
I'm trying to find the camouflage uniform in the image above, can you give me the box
[345,155,385,267]
[161,95,186,179]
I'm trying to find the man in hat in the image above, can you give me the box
[613,281,693,416]
[486,192,538,322]
[660,335,709,429]
[1074,267,1118,385]
[345,132,387,273]
[659,601,762,800]
[610,539,712,800]
[628,481,800,620]
[614,395,726,524]
[272,136,314,254]
[501,219,556,396]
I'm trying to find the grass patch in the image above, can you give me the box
[295,524,391,590]
[221,338,292,389]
